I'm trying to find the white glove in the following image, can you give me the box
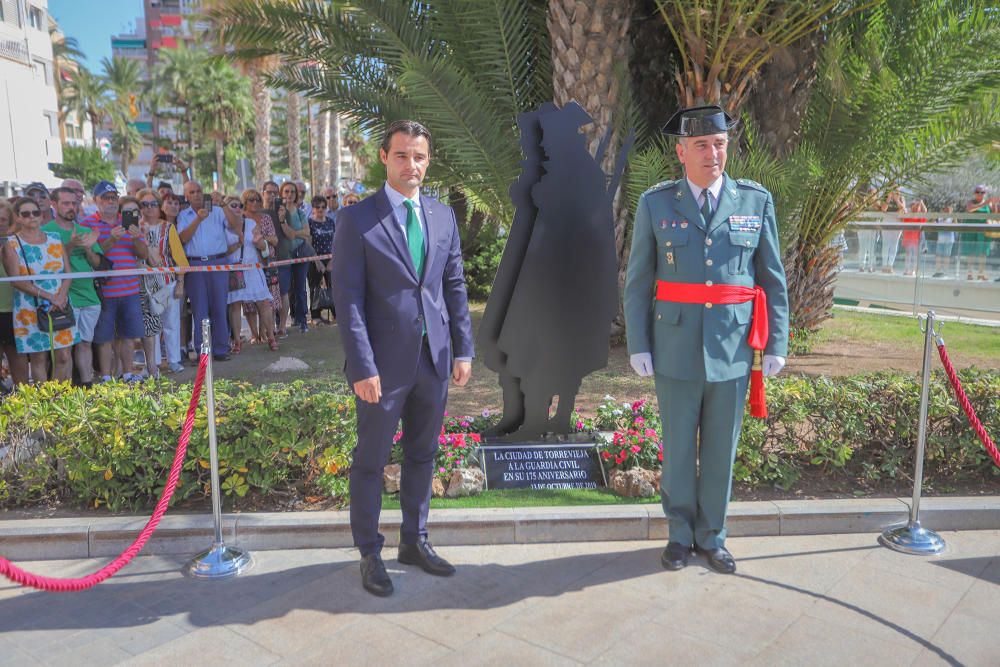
[630,352,654,377]
[762,354,786,377]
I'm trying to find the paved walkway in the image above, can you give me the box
[1,531,998,666]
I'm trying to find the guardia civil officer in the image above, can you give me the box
[623,106,789,574]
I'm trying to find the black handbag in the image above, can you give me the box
[93,254,114,301]
[15,235,76,332]
[310,284,334,311]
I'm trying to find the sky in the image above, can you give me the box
[48,0,144,70]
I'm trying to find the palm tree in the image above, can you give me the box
[548,0,635,333]
[61,68,108,148]
[329,111,342,187]
[155,46,210,175]
[249,62,275,183]
[286,90,303,181]
[208,0,551,225]
[194,60,254,189]
[776,0,1000,329]
[51,32,85,142]
[101,56,145,175]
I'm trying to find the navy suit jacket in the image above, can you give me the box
[332,187,475,390]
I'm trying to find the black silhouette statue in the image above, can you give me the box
[479,101,633,441]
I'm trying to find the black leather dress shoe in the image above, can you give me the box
[360,554,394,597]
[661,541,690,571]
[700,546,737,574]
[213,354,231,362]
[397,538,456,576]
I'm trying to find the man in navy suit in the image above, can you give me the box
[332,120,475,597]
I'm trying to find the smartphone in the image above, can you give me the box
[203,197,213,213]
[273,196,283,211]
[155,154,174,164]
[121,209,140,227]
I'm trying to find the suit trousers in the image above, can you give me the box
[654,372,749,550]
[350,338,448,556]
[185,258,230,356]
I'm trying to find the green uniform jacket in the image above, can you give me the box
[624,173,789,382]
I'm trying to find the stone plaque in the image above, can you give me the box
[480,444,606,490]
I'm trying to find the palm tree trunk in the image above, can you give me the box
[186,110,196,180]
[287,91,302,181]
[548,0,633,335]
[215,138,225,191]
[89,112,99,148]
[250,67,272,183]
[329,112,342,187]
[316,110,330,188]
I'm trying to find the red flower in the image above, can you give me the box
[601,451,612,460]
[658,452,664,462]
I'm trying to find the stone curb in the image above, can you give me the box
[2,496,999,562]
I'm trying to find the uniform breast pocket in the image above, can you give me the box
[658,231,689,274]
[728,232,760,275]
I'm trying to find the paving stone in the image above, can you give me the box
[436,630,581,666]
[123,625,281,665]
[748,614,921,666]
[912,607,1000,667]
[278,615,450,665]
[592,628,746,666]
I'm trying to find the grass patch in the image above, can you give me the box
[382,488,659,509]
[819,309,1000,361]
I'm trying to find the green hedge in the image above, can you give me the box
[1,370,997,511]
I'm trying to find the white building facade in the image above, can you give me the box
[0,0,61,194]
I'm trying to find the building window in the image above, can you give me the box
[28,5,44,30]
[33,58,50,85]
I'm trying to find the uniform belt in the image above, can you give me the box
[193,252,227,262]
[655,280,770,418]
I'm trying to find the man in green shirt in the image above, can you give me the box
[44,187,104,386]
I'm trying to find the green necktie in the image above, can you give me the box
[403,199,425,277]
[701,188,713,222]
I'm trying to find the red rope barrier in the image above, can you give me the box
[0,353,210,591]
[936,340,1000,469]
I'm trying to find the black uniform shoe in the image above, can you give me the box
[397,538,456,576]
[661,541,690,571]
[360,554,393,597]
[213,354,231,362]
[700,546,737,574]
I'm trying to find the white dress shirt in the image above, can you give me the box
[686,175,724,215]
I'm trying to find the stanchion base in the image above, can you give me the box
[184,543,253,579]
[879,521,946,556]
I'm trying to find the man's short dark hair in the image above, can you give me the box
[380,120,432,154]
[311,195,327,208]
[50,187,74,202]
[262,180,279,191]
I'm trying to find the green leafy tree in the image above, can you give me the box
[61,68,108,148]
[52,145,116,187]
[193,60,254,190]
[155,46,211,176]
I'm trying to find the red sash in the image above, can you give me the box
[655,281,769,418]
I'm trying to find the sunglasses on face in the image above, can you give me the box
[19,209,42,218]
[140,201,159,208]
[228,202,243,209]
[99,195,119,203]
[245,196,261,203]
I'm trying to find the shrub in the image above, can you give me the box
[1,370,996,510]
[463,236,505,301]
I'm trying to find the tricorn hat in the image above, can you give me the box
[662,105,737,137]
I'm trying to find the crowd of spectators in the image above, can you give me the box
[855,185,1000,280]
[0,171,357,390]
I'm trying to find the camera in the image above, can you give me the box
[273,196,283,211]
[203,197,213,213]
[155,153,174,164]
[121,209,140,228]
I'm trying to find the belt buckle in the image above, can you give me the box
[199,255,209,262]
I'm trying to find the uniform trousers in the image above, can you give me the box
[350,338,448,556]
[185,258,230,355]
[655,372,749,550]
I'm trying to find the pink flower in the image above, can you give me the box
[634,416,645,426]
[575,420,584,430]
[630,444,641,454]
[645,428,657,438]
[438,435,446,444]
[439,467,446,473]
[470,433,481,443]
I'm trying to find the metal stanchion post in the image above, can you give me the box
[879,310,946,555]
[185,319,253,579]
